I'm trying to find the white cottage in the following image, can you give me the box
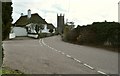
[9,9,55,39]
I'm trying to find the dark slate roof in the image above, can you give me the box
[47,23,56,29]
[14,13,47,27]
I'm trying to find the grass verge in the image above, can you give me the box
[1,66,24,75]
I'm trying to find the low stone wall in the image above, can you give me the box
[28,34,38,38]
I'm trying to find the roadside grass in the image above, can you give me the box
[1,66,24,75]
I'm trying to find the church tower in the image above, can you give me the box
[57,14,65,34]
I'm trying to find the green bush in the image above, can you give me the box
[63,22,120,49]
[2,2,13,40]
[2,67,23,75]
[77,28,97,45]
[91,22,120,46]
[63,26,79,42]
[39,33,47,38]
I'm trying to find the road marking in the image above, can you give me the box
[66,55,71,58]
[76,60,82,63]
[73,58,82,63]
[39,39,43,46]
[54,49,58,51]
[49,46,52,49]
[58,51,61,53]
[97,71,108,75]
[42,39,46,46]
[51,47,54,50]
[46,44,49,46]
[61,52,65,55]
[83,63,94,70]
[73,58,78,61]
[42,39,110,76]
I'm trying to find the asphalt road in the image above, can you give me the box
[3,36,118,74]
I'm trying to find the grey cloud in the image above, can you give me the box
[38,9,57,14]
[52,4,67,12]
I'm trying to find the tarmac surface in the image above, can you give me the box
[3,36,118,74]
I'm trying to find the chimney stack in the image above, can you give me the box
[28,9,31,19]
[21,13,23,16]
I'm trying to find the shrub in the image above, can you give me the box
[63,22,120,49]
[49,29,54,33]
[77,28,97,45]
[39,33,47,38]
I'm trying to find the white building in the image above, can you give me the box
[9,9,56,39]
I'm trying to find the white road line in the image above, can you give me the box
[54,49,58,52]
[42,39,109,76]
[76,59,82,63]
[49,46,52,49]
[46,45,49,47]
[42,39,46,46]
[51,47,55,50]
[97,71,107,75]
[83,63,94,70]
[66,55,71,58]
[58,51,61,53]
[73,58,78,61]
[39,39,43,46]
[61,52,65,55]
[73,58,82,63]
[48,46,51,48]
[42,39,58,52]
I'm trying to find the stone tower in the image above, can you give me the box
[57,14,65,34]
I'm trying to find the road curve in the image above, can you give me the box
[3,36,118,74]
[43,36,118,74]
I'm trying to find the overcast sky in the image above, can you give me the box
[12,0,120,27]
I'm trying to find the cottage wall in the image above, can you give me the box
[42,24,49,33]
[13,27,27,36]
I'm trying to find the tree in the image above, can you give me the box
[35,24,39,34]
[77,27,96,45]
[62,25,70,41]
[37,24,44,38]
[63,25,79,42]
[2,2,13,40]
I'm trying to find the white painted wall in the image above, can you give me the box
[28,34,38,38]
[9,33,16,39]
[53,29,55,33]
[26,23,37,33]
[13,27,27,36]
[42,24,49,33]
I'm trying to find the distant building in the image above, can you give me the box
[118,1,120,23]
[9,9,55,39]
[57,14,65,34]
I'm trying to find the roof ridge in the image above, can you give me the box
[21,13,38,17]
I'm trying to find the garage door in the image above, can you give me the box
[13,27,27,36]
